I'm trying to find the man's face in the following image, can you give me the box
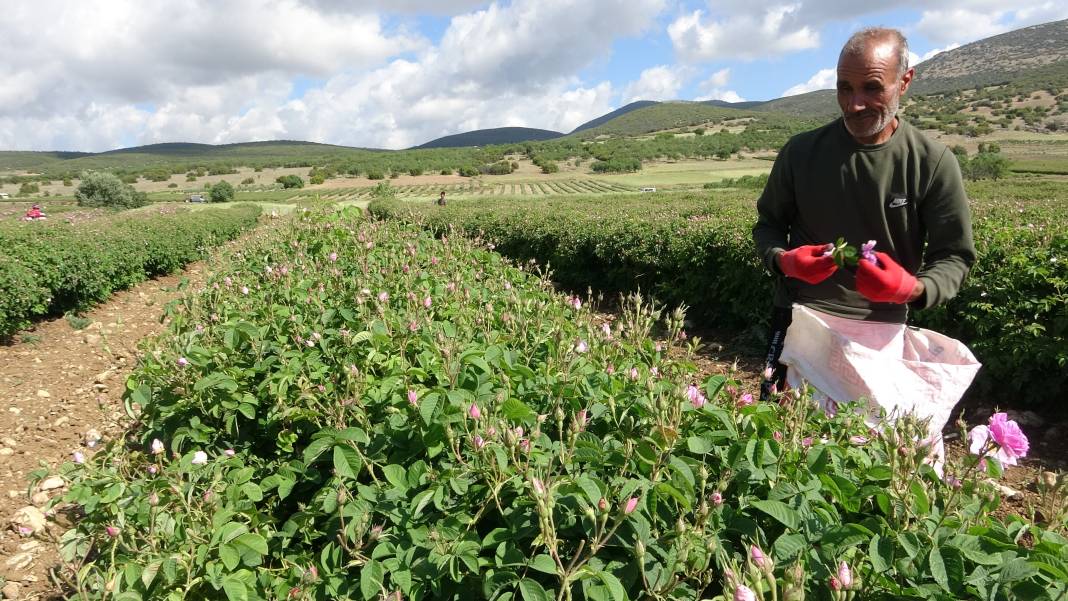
[837,42,912,143]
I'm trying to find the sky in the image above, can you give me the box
[0,1,1065,152]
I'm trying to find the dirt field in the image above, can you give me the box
[0,267,204,599]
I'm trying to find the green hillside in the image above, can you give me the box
[570,102,768,138]
[414,126,562,149]
[753,90,838,119]
[569,100,659,133]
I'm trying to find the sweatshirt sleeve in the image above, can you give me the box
[752,142,797,274]
[911,148,977,310]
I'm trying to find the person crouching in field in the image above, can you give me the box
[752,27,976,401]
[24,204,45,220]
[437,191,447,206]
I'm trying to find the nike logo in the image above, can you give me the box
[888,194,908,208]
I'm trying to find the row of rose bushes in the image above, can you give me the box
[57,207,1065,600]
[367,180,1068,404]
[0,203,262,338]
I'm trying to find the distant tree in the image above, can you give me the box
[167,183,178,188]
[458,166,480,177]
[366,170,385,180]
[693,127,705,136]
[209,180,235,202]
[540,161,559,174]
[241,177,255,185]
[440,168,452,175]
[276,175,304,189]
[75,171,147,209]
[965,152,1010,181]
[18,182,39,195]
[62,178,72,186]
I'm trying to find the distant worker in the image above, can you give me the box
[752,27,976,400]
[437,190,447,206]
[24,204,45,220]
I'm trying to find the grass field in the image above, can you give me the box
[595,158,772,187]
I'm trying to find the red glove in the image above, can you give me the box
[778,244,837,284]
[856,251,918,303]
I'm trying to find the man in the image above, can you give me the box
[437,191,447,206]
[753,27,976,400]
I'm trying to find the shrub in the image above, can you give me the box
[241,177,255,185]
[481,161,514,175]
[18,182,39,195]
[458,165,480,177]
[409,167,424,176]
[186,173,198,182]
[57,211,1068,600]
[209,181,235,203]
[167,183,178,188]
[309,174,325,185]
[75,172,148,209]
[366,171,385,180]
[541,161,560,174]
[440,168,452,175]
[63,178,73,187]
[275,175,304,189]
[0,204,260,337]
[590,158,641,173]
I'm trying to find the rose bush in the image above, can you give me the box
[55,207,1066,600]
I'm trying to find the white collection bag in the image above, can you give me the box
[779,304,982,451]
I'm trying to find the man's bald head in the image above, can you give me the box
[840,27,909,78]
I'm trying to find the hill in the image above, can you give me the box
[752,90,838,119]
[569,101,660,133]
[414,126,562,149]
[569,102,765,138]
[911,19,1068,95]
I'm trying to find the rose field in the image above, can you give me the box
[31,204,1065,600]
[369,179,1068,405]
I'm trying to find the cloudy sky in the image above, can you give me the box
[1,0,1064,152]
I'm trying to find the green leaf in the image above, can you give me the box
[596,570,626,601]
[686,435,713,454]
[750,499,801,530]
[222,576,248,601]
[333,445,361,480]
[772,532,807,561]
[141,559,162,588]
[419,392,440,425]
[929,546,949,592]
[234,532,267,556]
[383,464,408,490]
[869,535,893,573]
[361,559,386,600]
[518,578,551,601]
[302,436,335,464]
[529,554,557,575]
[501,398,536,421]
[219,543,241,571]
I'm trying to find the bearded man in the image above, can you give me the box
[753,27,976,400]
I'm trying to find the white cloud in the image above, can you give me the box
[908,43,962,68]
[781,68,836,97]
[914,4,1068,45]
[669,5,819,62]
[693,69,745,102]
[0,0,665,150]
[622,66,692,103]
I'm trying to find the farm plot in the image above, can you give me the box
[370,180,1068,406]
[56,207,1067,600]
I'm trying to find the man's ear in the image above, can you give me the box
[900,67,915,94]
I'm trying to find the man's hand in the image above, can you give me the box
[856,251,921,303]
[778,244,838,284]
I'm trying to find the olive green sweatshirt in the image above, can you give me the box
[753,117,976,323]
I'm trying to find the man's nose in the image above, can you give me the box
[846,93,867,113]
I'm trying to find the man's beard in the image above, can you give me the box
[843,94,899,141]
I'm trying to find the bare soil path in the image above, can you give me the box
[0,266,203,600]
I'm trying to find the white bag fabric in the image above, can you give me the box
[779,304,981,450]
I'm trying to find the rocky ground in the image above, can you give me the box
[0,266,202,600]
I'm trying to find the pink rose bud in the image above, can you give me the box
[377,292,389,303]
[734,585,756,601]
[711,492,723,506]
[736,393,755,407]
[329,252,338,262]
[408,390,418,406]
[472,435,485,450]
[148,492,159,506]
[224,449,235,457]
[424,296,432,308]
[191,451,208,465]
[151,439,165,455]
[577,409,588,429]
[624,497,639,514]
[519,438,531,452]
[750,545,768,568]
[629,367,639,380]
[802,437,813,448]
[178,357,189,367]
[468,404,482,420]
[838,561,853,588]
[147,465,158,475]
[73,451,85,464]
[241,286,249,295]
[575,340,588,353]
[531,478,545,495]
[829,576,842,591]
[598,498,608,511]
[106,525,120,538]
[773,431,783,442]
